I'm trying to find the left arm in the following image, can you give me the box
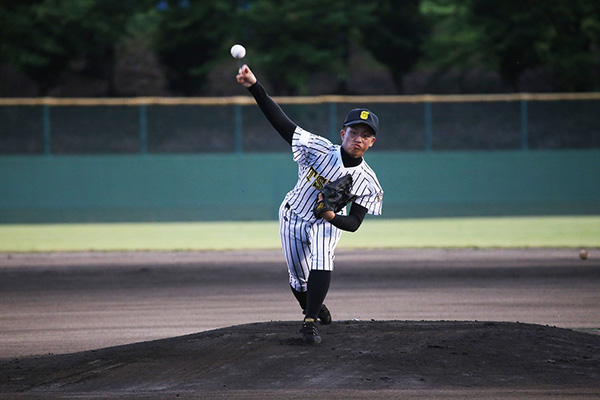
[321,202,367,232]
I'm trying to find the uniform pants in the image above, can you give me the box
[279,202,342,292]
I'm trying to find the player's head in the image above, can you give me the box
[341,108,378,158]
[343,108,379,136]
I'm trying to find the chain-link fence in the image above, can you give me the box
[1,93,599,155]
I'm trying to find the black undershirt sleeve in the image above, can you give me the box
[329,202,368,232]
[247,81,295,145]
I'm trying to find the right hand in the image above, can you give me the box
[315,193,336,221]
[236,64,257,87]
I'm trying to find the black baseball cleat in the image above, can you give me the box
[300,318,322,344]
[318,304,332,325]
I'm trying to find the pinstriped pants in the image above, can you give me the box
[279,201,342,292]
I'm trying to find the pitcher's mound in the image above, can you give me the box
[2,320,600,398]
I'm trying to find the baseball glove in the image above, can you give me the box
[313,174,353,217]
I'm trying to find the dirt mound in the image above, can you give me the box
[1,320,599,398]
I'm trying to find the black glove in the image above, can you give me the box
[313,174,353,218]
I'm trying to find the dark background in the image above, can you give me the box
[2,0,600,98]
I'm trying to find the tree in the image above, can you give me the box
[418,0,488,70]
[153,1,241,95]
[0,0,151,95]
[362,0,429,93]
[243,0,376,95]
[467,0,600,91]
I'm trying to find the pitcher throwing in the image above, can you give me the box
[236,65,383,344]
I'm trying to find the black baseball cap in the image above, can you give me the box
[343,108,379,135]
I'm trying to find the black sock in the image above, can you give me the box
[305,270,331,320]
[290,286,307,311]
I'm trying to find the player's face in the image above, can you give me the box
[341,125,376,158]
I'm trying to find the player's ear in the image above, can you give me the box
[340,129,346,141]
[369,136,376,147]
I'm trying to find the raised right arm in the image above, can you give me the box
[237,65,295,145]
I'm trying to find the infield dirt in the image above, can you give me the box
[0,248,599,399]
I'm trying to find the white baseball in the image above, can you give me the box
[230,44,246,59]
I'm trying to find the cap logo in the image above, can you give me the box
[360,111,370,120]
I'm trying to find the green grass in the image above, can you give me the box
[0,216,598,252]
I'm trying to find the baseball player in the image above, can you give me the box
[236,65,383,344]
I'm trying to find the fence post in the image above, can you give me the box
[234,104,243,154]
[328,102,337,141]
[424,101,432,152]
[520,99,529,150]
[42,105,51,155]
[139,105,148,154]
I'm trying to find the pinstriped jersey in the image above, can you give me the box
[283,126,383,220]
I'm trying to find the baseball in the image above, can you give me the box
[579,250,589,260]
[230,44,246,59]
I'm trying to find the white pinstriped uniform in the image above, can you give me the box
[280,126,383,292]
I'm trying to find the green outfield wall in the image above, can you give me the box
[1,150,599,223]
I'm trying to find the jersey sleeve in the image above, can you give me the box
[291,127,335,167]
[352,169,384,215]
[355,187,383,215]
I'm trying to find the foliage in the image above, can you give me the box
[242,0,376,94]
[362,0,429,92]
[153,1,241,95]
[0,0,152,95]
[465,0,600,91]
[415,0,600,92]
[1,0,599,95]
[418,0,489,71]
